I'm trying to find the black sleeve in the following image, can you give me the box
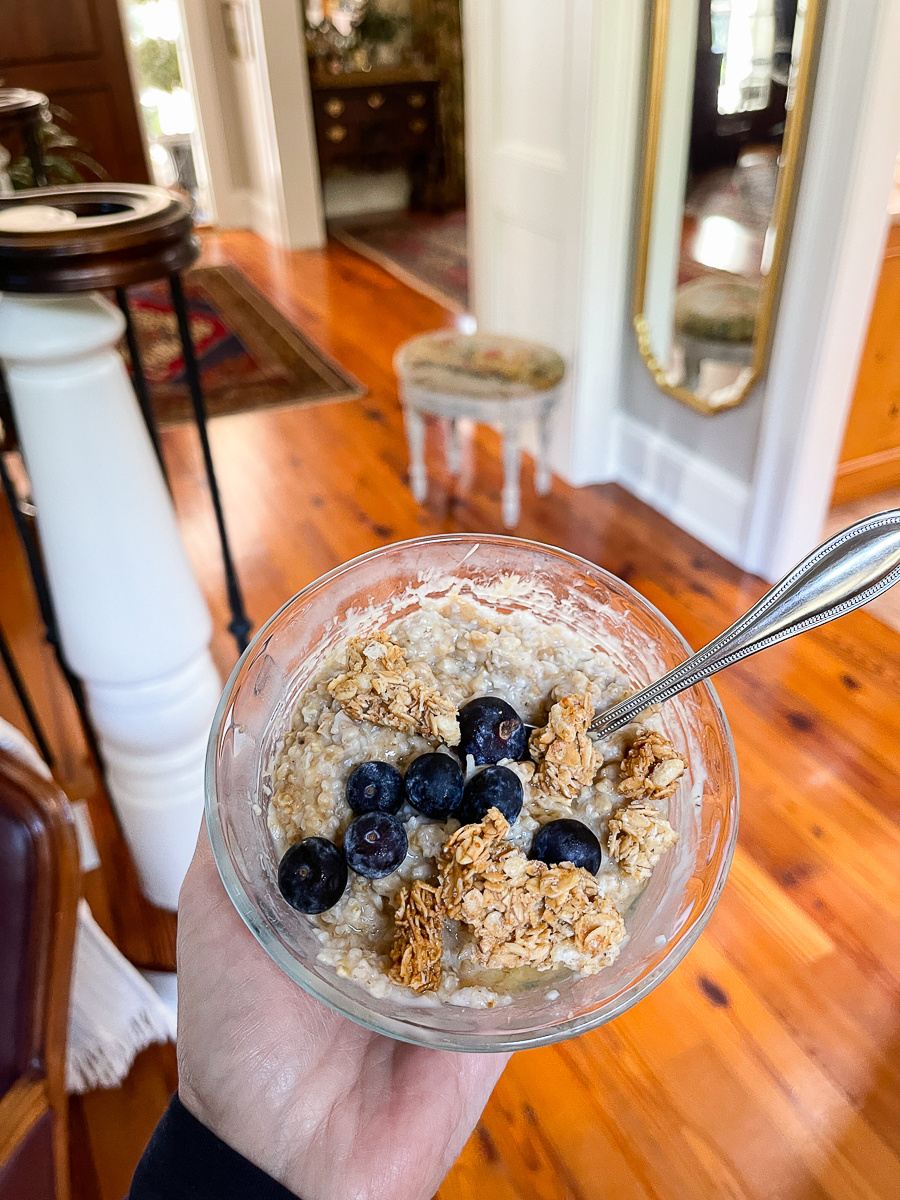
[128,1094,298,1200]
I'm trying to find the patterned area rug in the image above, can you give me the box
[329,209,469,312]
[125,264,364,423]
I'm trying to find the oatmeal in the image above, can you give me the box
[269,594,683,1005]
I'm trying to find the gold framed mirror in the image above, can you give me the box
[634,0,823,415]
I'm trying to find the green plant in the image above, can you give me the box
[133,36,181,93]
[8,106,109,189]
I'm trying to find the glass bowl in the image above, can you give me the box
[206,534,739,1052]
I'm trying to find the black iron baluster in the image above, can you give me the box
[168,272,252,655]
[0,619,55,768]
[115,286,168,481]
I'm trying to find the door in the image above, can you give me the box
[831,219,900,505]
[1,0,150,184]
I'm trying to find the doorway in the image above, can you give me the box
[824,156,900,631]
[304,0,469,312]
[121,0,213,221]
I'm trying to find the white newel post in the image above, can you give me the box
[0,291,222,909]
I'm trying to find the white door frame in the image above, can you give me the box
[180,0,252,226]
[743,0,900,579]
[179,0,325,247]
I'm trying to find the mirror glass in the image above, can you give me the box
[634,0,819,414]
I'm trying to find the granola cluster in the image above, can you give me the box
[390,881,445,994]
[276,607,690,1004]
[328,632,461,745]
[528,690,600,800]
[617,732,685,801]
[440,808,626,974]
[608,801,679,880]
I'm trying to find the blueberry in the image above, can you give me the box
[343,811,408,878]
[404,753,465,820]
[278,837,348,913]
[458,696,528,765]
[346,760,404,815]
[530,819,602,875]
[459,765,524,826]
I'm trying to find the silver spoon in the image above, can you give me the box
[525,510,900,741]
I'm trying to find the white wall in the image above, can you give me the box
[465,0,900,578]
[463,0,643,482]
[616,0,900,577]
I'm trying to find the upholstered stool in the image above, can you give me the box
[673,275,759,391]
[394,331,565,527]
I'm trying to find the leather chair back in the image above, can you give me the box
[0,749,79,1200]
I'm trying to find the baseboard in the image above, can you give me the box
[613,413,751,564]
[249,193,286,248]
[831,446,900,505]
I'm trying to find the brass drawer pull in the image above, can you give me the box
[324,97,344,118]
[407,92,427,108]
[367,91,385,109]
[326,124,347,143]
[408,118,427,134]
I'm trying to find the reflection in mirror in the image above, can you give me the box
[634,0,820,414]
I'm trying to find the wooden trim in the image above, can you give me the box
[832,446,900,505]
[0,1076,49,1171]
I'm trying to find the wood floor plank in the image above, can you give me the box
[1,228,898,1199]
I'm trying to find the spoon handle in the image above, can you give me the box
[590,509,900,739]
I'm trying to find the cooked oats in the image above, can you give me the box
[269,595,684,1005]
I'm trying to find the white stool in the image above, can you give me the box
[394,331,565,528]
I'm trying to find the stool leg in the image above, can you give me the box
[445,418,462,477]
[168,273,252,655]
[501,424,521,528]
[536,409,554,495]
[115,287,168,482]
[404,406,427,502]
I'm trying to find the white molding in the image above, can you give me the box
[614,413,752,563]
[180,0,245,227]
[742,0,900,580]
[565,0,646,485]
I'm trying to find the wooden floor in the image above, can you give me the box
[2,229,900,1200]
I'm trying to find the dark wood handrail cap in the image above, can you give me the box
[0,184,200,292]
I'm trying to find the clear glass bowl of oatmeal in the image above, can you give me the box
[206,534,739,1052]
